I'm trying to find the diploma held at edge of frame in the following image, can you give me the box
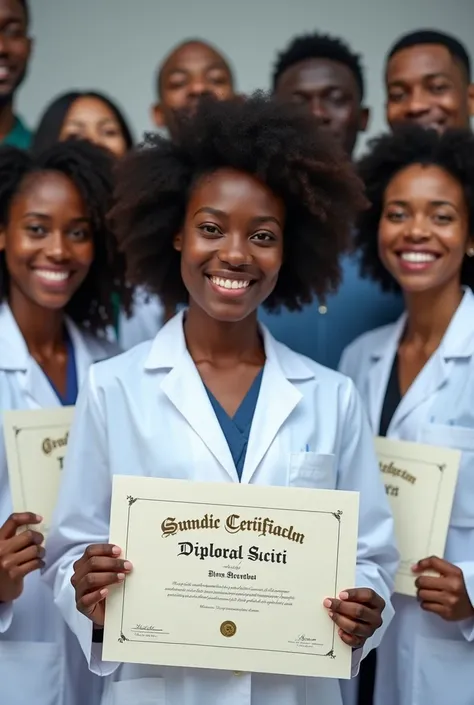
[103,476,359,679]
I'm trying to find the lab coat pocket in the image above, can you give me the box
[109,677,165,704]
[0,640,62,705]
[420,423,474,528]
[414,636,474,705]
[288,452,335,489]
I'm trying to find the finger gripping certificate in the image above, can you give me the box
[3,407,75,538]
[103,477,359,679]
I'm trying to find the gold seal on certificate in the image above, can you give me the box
[103,476,359,679]
[3,407,75,537]
[374,436,461,596]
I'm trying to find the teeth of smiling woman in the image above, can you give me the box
[36,270,69,281]
[210,277,250,289]
[400,252,436,263]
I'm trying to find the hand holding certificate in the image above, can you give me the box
[75,476,365,679]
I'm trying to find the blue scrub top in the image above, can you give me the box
[205,369,263,480]
[259,253,403,370]
[44,335,78,406]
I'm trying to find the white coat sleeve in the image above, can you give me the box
[42,365,120,677]
[456,561,474,641]
[337,378,399,674]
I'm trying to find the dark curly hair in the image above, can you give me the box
[356,125,474,292]
[109,92,366,312]
[272,32,365,99]
[0,139,132,332]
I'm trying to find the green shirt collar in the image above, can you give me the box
[2,116,32,150]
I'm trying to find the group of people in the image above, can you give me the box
[0,0,473,704]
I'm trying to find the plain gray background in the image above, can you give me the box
[18,0,474,154]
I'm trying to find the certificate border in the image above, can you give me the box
[379,451,445,577]
[116,496,344,661]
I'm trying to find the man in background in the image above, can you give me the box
[0,0,31,148]
[263,31,402,369]
[385,29,473,132]
[151,38,236,141]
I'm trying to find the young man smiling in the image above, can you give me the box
[263,31,402,370]
[385,30,474,133]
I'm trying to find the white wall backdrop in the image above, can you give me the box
[19,0,474,154]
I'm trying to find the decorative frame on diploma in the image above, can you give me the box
[3,407,75,538]
[375,436,461,597]
[103,476,359,679]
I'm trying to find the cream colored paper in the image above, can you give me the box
[375,436,461,597]
[3,407,75,538]
[103,476,359,679]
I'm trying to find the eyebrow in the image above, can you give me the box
[388,72,452,87]
[386,199,457,208]
[64,118,118,127]
[23,212,91,223]
[193,207,282,226]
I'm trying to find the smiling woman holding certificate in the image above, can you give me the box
[340,126,474,705]
[0,140,130,705]
[45,94,398,705]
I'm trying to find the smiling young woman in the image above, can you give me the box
[44,94,399,705]
[340,125,474,705]
[0,139,131,705]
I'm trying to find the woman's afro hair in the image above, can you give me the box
[110,92,367,311]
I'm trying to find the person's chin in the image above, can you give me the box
[203,298,257,323]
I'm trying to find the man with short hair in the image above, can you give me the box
[263,31,402,370]
[385,29,474,132]
[151,39,236,141]
[0,0,32,148]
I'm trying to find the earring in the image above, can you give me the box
[467,247,474,258]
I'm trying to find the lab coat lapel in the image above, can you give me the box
[386,290,474,433]
[366,314,406,433]
[241,327,310,484]
[0,304,58,408]
[145,313,238,482]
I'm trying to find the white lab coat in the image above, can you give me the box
[45,311,399,705]
[339,288,474,705]
[0,303,119,705]
[118,287,164,350]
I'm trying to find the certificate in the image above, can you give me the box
[103,476,359,679]
[3,407,75,538]
[375,437,461,596]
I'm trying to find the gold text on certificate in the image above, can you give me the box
[161,513,305,543]
[379,459,417,498]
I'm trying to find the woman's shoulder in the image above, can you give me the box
[339,322,400,375]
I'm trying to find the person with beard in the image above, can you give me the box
[385,30,474,133]
[266,32,403,370]
[151,38,236,141]
[0,0,32,149]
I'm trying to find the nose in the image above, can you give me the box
[404,213,431,240]
[188,78,209,97]
[405,87,432,117]
[45,231,70,261]
[310,98,330,124]
[218,233,252,267]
